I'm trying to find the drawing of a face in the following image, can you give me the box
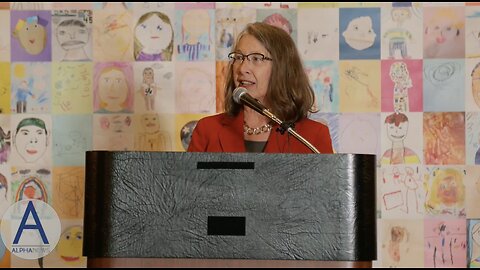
[391,8,411,25]
[141,113,160,134]
[56,19,89,51]
[111,116,131,133]
[14,118,48,163]
[135,14,172,54]
[437,174,459,206]
[429,168,466,211]
[143,67,154,84]
[56,226,83,263]
[424,9,465,59]
[15,16,47,55]
[471,64,480,108]
[342,16,376,50]
[426,20,460,45]
[386,120,408,143]
[98,68,128,112]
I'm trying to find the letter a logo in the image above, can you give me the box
[1,200,60,259]
[13,201,49,245]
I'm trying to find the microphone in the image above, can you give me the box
[233,87,268,115]
[233,87,284,126]
[232,87,321,153]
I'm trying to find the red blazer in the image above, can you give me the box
[188,111,334,154]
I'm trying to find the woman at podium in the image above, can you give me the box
[188,22,333,154]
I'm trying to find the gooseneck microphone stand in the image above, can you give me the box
[260,109,321,154]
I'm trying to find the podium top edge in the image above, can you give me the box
[85,150,376,157]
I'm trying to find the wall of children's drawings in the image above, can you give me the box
[0,1,479,268]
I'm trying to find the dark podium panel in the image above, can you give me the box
[83,151,376,267]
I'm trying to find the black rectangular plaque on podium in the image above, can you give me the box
[83,151,376,263]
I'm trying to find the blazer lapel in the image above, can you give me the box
[264,123,289,153]
[218,112,246,152]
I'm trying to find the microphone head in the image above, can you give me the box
[233,87,247,104]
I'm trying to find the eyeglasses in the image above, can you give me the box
[228,52,273,65]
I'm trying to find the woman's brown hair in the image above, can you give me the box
[224,22,315,124]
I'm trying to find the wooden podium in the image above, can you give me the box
[83,151,376,268]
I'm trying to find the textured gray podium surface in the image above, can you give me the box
[83,151,376,261]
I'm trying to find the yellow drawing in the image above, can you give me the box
[55,226,86,266]
[425,168,465,217]
[0,63,10,113]
[52,63,93,114]
[339,61,380,112]
[93,6,133,61]
[134,113,171,151]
